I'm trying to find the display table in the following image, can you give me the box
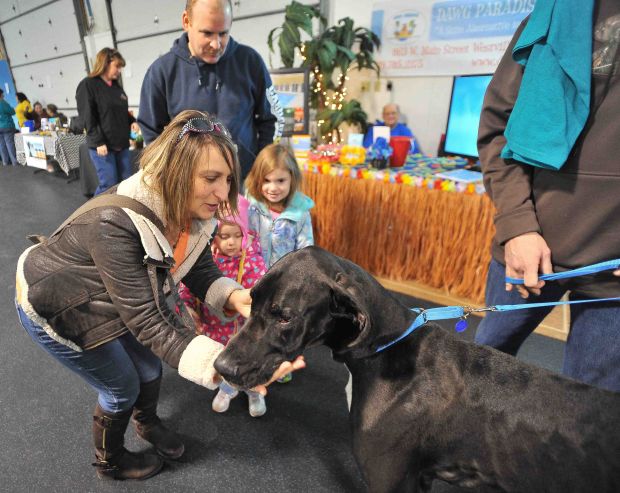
[300,157,494,304]
[14,132,86,175]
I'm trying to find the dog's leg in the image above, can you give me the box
[355,444,422,493]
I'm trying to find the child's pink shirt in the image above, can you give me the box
[177,235,267,345]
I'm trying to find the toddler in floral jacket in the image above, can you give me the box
[177,195,268,417]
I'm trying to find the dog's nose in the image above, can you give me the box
[214,353,239,380]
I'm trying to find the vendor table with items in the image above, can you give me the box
[14,132,86,175]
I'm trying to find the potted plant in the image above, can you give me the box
[268,1,381,143]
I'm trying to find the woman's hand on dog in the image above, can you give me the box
[225,288,252,318]
[210,357,306,395]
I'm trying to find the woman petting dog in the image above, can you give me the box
[14,110,304,480]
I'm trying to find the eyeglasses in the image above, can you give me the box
[176,117,232,144]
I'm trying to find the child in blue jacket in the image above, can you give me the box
[245,143,314,382]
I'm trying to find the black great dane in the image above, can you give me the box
[214,246,620,492]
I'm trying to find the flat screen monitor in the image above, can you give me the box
[443,74,493,159]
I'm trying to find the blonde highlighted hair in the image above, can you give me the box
[139,110,240,228]
[89,47,126,78]
[245,143,302,208]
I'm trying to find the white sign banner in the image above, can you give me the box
[23,135,48,170]
[371,0,535,76]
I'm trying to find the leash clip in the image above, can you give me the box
[468,305,498,314]
[455,306,472,332]
[454,306,497,333]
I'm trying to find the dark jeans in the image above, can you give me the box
[474,258,620,393]
[88,148,132,195]
[0,128,17,165]
[16,303,162,413]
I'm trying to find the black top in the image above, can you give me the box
[76,76,130,150]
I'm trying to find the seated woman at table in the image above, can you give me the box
[33,101,49,119]
[25,102,48,131]
[46,103,68,126]
[363,103,422,154]
[76,47,133,195]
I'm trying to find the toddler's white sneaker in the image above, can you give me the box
[212,387,238,413]
[248,392,266,417]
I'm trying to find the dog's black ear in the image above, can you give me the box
[326,274,373,359]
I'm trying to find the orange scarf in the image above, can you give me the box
[171,230,190,274]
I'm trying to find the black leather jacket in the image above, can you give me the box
[16,206,229,368]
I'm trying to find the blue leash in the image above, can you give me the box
[376,259,620,353]
[505,258,620,284]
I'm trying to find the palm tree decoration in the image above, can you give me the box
[268,1,381,143]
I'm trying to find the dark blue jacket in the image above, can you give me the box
[138,34,283,177]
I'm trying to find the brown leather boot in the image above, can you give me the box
[92,403,163,480]
[132,377,185,459]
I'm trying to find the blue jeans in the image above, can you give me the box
[474,259,620,392]
[0,128,17,165]
[88,148,132,195]
[16,303,162,413]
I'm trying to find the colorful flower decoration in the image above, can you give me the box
[302,150,482,194]
[340,145,366,165]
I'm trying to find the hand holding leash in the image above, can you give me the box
[504,232,552,298]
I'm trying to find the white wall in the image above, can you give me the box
[1,0,86,114]
[331,0,454,155]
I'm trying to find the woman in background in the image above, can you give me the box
[26,101,48,130]
[14,92,32,128]
[33,101,49,119]
[0,88,18,165]
[46,103,68,126]
[76,47,133,195]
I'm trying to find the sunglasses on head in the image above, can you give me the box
[176,117,232,144]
